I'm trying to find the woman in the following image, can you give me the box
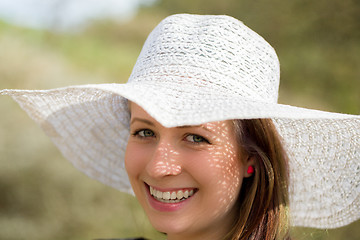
[126,103,289,239]
[1,14,359,239]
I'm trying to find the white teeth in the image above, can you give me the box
[156,191,162,199]
[163,192,171,200]
[177,190,184,199]
[184,190,189,198]
[149,186,196,203]
[171,192,177,200]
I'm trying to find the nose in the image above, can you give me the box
[145,140,182,178]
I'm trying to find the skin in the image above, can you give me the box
[125,103,254,240]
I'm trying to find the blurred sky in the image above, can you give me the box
[0,0,157,31]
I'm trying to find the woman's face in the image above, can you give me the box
[125,103,251,240]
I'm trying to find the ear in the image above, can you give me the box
[244,156,256,178]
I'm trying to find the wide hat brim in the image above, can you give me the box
[1,83,359,229]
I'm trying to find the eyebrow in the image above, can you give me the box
[130,117,213,133]
[130,117,155,126]
[179,125,213,133]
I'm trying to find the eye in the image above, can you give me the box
[185,134,210,144]
[133,129,155,138]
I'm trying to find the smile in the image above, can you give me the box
[149,185,197,203]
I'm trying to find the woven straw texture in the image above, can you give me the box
[1,14,359,229]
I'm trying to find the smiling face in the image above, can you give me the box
[125,103,253,240]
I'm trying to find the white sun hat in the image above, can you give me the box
[1,14,359,229]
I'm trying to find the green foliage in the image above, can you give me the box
[0,17,165,240]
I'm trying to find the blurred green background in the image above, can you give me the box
[0,0,359,239]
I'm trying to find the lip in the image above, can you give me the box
[144,183,198,212]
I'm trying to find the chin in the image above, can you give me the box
[146,211,193,236]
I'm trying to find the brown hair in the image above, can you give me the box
[225,119,290,240]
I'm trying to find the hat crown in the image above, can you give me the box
[128,14,280,103]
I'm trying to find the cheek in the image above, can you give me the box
[215,153,242,196]
[184,147,243,186]
[189,147,244,210]
[220,150,243,186]
[125,142,148,179]
[213,152,243,216]
[219,155,243,204]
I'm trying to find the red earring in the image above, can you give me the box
[247,165,254,174]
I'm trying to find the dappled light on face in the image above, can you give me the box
[200,121,243,222]
[146,143,181,177]
[125,103,245,239]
